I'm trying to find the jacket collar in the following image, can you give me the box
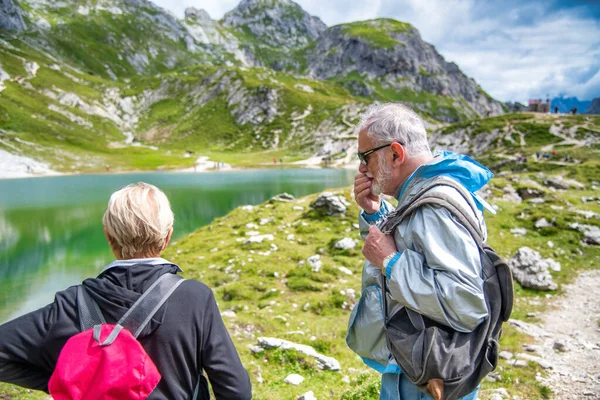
[101,257,182,274]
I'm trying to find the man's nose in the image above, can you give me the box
[359,162,367,173]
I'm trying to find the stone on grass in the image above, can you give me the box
[221,310,236,319]
[307,255,322,272]
[310,192,349,216]
[297,391,316,400]
[510,228,527,237]
[502,185,522,203]
[258,337,341,371]
[508,247,558,290]
[272,193,295,202]
[283,374,304,385]
[545,176,585,190]
[338,266,353,275]
[534,218,553,228]
[244,234,274,244]
[568,223,600,245]
[334,237,357,250]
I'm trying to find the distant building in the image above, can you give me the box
[528,98,550,113]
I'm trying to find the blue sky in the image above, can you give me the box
[153,0,599,104]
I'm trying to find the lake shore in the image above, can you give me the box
[0,153,360,180]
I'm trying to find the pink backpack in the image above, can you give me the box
[49,273,185,400]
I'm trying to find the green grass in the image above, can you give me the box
[338,19,412,49]
[1,151,599,398]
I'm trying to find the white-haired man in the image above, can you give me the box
[347,104,496,400]
[0,182,251,399]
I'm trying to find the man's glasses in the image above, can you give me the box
[357,141,404,166]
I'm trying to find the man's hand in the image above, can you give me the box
[354,173,380,214]
[362,225,397,269]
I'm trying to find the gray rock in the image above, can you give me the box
[310,192,349,216]
[0,0,25,31]
[221,310,237,318]
[297,391,316,400]
[272,192,295,202]
[502,185,522,203]
[510,228,527,237]
[553,340,568,352]
[223,0,326,50]
[517,187,543,200]
[534,218,553,228]
[508,247,559,290]
[568,223,600,245]
[306,21,503,120]
[258,337,341,371]
[334,237,357,250]
[499,351,514,360]
[283,373,304,385]
[307,255,322,272]
[545,176,585,190]
[184,7,212,22]
[515,353,552,369]
[529,198,546,205]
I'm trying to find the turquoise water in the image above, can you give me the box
[0,169,355,323]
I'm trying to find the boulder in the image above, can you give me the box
[258,337,341,371]
[283,374,304,385]
[508,247,559,290]
[568,223,600,245]
[334,237,357,250]
[310,192,349,216]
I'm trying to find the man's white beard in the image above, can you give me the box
[371,180,383,196]
[368,159,392,197]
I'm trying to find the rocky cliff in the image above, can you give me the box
[307,19,503,121]
[584,98,600,114]
[0,0,25,31]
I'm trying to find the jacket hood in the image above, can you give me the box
[396,151,495,213]
[82,263,181,337]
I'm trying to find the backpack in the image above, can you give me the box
[48,273,187,400]
[379,177,514,400]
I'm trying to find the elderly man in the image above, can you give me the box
[0,182,251,399]
[347,104,496,400]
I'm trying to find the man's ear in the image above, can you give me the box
[390,142,405,166]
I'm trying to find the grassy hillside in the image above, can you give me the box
[0,38,363,173]
[1,144,598,398]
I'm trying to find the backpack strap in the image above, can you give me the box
[380,177,487,326]
[78,286,107,331]
[380,177,485,249]
[117,273,185,339]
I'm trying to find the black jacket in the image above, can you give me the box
[0,263,252,399]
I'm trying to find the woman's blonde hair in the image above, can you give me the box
[102,182,174,259]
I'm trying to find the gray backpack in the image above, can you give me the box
[380,177,514,400]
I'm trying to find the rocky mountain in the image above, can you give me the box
[584,98,600,114]
[222,0,326,70]
[0,0,25,31]
[551,96,591,114]
[505,101,528,113]
[0,0,509,174]
[306,19,503,121]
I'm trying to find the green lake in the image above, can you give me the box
[0,168,355,323]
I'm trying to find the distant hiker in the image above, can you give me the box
[555,106,559,114]
[570,107,577,115]
[0,182,252,400]
[347,103,510,400]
